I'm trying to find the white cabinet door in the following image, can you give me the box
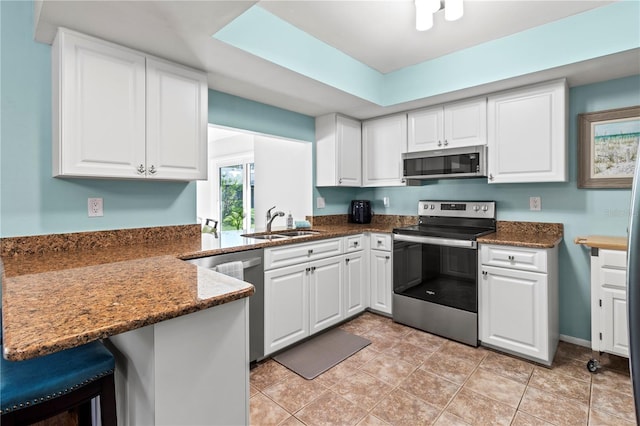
[362,115,407,187]
[480,265,548,362]
[370,249,392,314]
[444,98,487,149]
[601,287,629,357]
[407,107,443,152]
[344,252,367,318]
[53,29,146,178]
[309,257,344,334]
[146,58,208,181]
[487,79,567,183]
[264,264,309,355]
[316,114,362,187]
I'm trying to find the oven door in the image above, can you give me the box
[392,234,477,313]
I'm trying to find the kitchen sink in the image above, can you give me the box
[242,230,320,240]
[278,230,320,237]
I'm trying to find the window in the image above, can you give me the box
[219,161,254,231]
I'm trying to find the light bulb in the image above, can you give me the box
[445,0,463,21]
[415,0,435,31]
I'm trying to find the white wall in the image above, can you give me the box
[254,136,312,230]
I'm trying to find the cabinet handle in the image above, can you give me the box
[385,255,390,260]
[508,255,515,261]
[353,241,358,247]
[136,164,146,174]
[444,140,448,146]
[339,178,343,184]
[308,249,314,255]
[489,174,494,181]
[306,267,311,273]
[311,266,316,272]
[345,258,350,264]
[437,141,442,147]
[377,240,383,245]
[148,165,157,175]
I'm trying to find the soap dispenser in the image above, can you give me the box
[286,212,294,229]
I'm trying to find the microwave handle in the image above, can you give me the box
[393,233,477,249]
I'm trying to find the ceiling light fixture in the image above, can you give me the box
[415,0,463,31]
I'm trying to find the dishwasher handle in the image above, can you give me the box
[240,257,262,269]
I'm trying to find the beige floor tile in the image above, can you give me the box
[511,411,553,426]
[420,350,479,384]
[463,368,526,407]
[278,416,305,426]
[598,352,631,374]
[331,370,393,410]
[555,341,593,362]
[356,414,389,425]
[479,351,534,384]
[251,360,297,391]
[382,340,435,366]
[402,329,447,352]
[433,411,471,425]
[589,408,636,425]
[550,354,594,383]
[263,374,327,413]
[591,368,633,396]
[398,368,460,409]
[445,388,516,426]
[345,345,379,366]
[519,386,588,425]
[360,352,416,386]
[528,367,591,403]
[314,355,362,388]
[250,393,291,426]
[294,391,368,426]
[362,328,405,352]
[438,340,488,364]
[371,388,441,426]
[591,383,636,423]
[250,384,260,397]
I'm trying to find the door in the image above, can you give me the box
[344,253,367,318]
[602,287,629,357]
[480,266,548,360]
[407,107,443,152]
[264,264,309,355]
[309,257,344,333]
[370,249,392,314]
[362,115,407,187]
[55,30,146,178]
[444,98,487,148]
[146,57,208,180]
[337,115,362,186]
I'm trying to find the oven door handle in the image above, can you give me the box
[393,233,477,249]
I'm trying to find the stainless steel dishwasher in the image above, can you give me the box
[185,248,264,362]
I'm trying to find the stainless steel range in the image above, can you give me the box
[392,201,496,346]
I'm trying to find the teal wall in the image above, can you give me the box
[0,1,315,238]
[317,75,640,341]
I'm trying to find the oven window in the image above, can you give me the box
[393,241,477,312]
[404,153,479,176]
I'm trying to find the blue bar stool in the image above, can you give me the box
[0,313,117,425]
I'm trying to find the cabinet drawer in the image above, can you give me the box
[480,245,547,273]
[600,267,627,290]
[370,233,391,251]
[345,234,364,252]
[264,238,343,270]
[600,249,627,269]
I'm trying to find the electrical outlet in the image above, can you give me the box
[383,197,390,207]
[316,197,326,209]
[529,196,541,211]
[88,198,103,217]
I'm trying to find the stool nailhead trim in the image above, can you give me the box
[0,369,114,415]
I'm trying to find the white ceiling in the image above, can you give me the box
[34,0,637,120]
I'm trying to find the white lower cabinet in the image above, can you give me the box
[344,251,367,317]
[590,248,629,358]
[370,250,392,315]
[479,244,558,366]
[309,257,345,334]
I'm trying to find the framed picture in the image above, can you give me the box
[578,105,640,188]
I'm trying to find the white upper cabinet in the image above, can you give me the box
[52,28,207,181]
[362,114,407,187]
[487,79,567,183]
[407,97,487,152]
[316,114,362,187]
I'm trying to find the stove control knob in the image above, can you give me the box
[430,204,435,210]
[481,205,489,212]
[473,205,480,212]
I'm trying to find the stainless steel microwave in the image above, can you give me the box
[402,145,487,180]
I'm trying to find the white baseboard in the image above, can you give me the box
[560,334,591,348]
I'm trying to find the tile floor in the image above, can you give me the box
[250,312,636,425]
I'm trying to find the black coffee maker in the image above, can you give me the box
[349,200,372,224]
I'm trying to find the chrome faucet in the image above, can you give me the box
[266,206,285,232]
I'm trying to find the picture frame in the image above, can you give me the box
[578,105,640,189]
